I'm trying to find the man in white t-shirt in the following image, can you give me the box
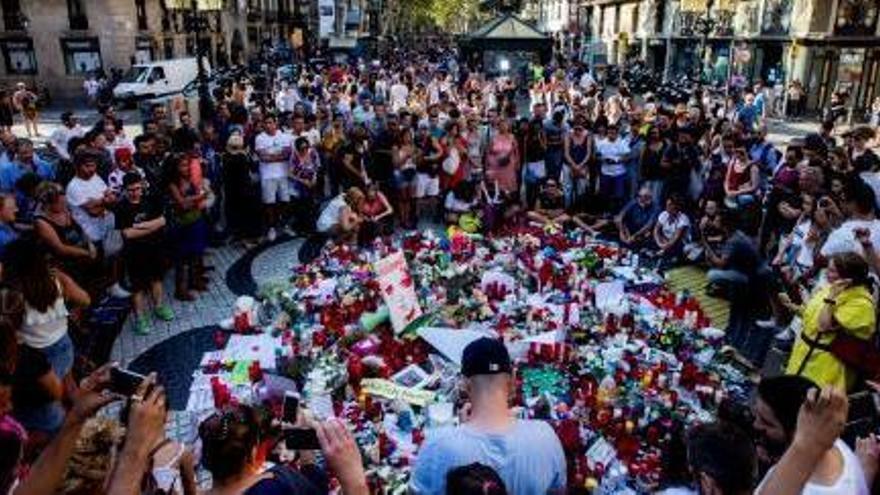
[254,114,293,241]
[753,376,869,495]
[49,112,84,162]
[594,124,631,209]
[66,152,129,297]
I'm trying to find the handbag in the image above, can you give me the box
[796,293,880,380]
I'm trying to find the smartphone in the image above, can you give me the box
[284,428,321,450]
[109,367,147,397]
[282,391,299,425]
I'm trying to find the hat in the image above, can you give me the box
[114,147,132,164]
[461,337,512,377]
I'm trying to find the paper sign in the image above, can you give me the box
[595,281,625,312]
[230,361,252,385]
[586,437,617,470]
[361,378,436,406]
[223,334,280,369]
[507,330,562,361]
[417,327,487,365]
[374,251,423,334]
[309,394,335,420]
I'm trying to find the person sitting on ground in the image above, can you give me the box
[616,185,658,250]
[358,182,394,243]
[753,375,869,494]
[411,337,566,494]
[705,211,764,298]
[527,179,585,231]
[652,194,690,267]
[724,143,761,209]
[316,187,365,244]
[444,180,478,228]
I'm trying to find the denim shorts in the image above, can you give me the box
[42,333,74,379]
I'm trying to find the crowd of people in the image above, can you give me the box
[0,43,879,494]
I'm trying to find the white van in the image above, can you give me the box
[113,58,209,104]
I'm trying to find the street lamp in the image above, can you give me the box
[678,0,735,83]
[167,0,223,121]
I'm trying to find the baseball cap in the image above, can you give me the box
[461,337,512,377]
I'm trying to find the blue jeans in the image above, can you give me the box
[42,333,74,379]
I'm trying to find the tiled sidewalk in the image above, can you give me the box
[111,243,247,365]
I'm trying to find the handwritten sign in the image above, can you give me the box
[374,251,422,334]
[361,378,436,407]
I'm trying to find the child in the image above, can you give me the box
[107,147,146,196]
[445,180,478,227]
[687,199,724,262]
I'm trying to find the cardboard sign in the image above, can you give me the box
[374,251,423,334]
[361,378,435,406]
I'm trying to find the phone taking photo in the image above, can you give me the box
[282,391,299,425]
[284,428,321,450]
[109,367,147,397]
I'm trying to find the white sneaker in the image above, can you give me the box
[267,227,277,242]
[110,283,131,298]
[756,317,777,329]
[775,327,794,341]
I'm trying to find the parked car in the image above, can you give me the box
[114,58,210,106]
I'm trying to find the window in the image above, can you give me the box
[0,38,36,74]
[655,0,666,33]
[61,38,102,75]
[632,4,640,32]
[1,0,25,31]
[835,0,879,36]
[186,36,196,56]
[163,38,174,58]
[150,67,166,83]
[68,0,89,30]
[136,0,148,30]
[134,37,153,63]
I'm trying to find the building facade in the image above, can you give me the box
[0,0,301,102]
[567,0,880,115]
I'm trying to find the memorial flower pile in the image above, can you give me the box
[197,227,752,493]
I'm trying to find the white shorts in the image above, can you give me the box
[261,177,290,204]
[415,173,440,198]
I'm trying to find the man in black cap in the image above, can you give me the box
[410,337,566,494]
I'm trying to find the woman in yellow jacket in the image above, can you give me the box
[786,252,876,391]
